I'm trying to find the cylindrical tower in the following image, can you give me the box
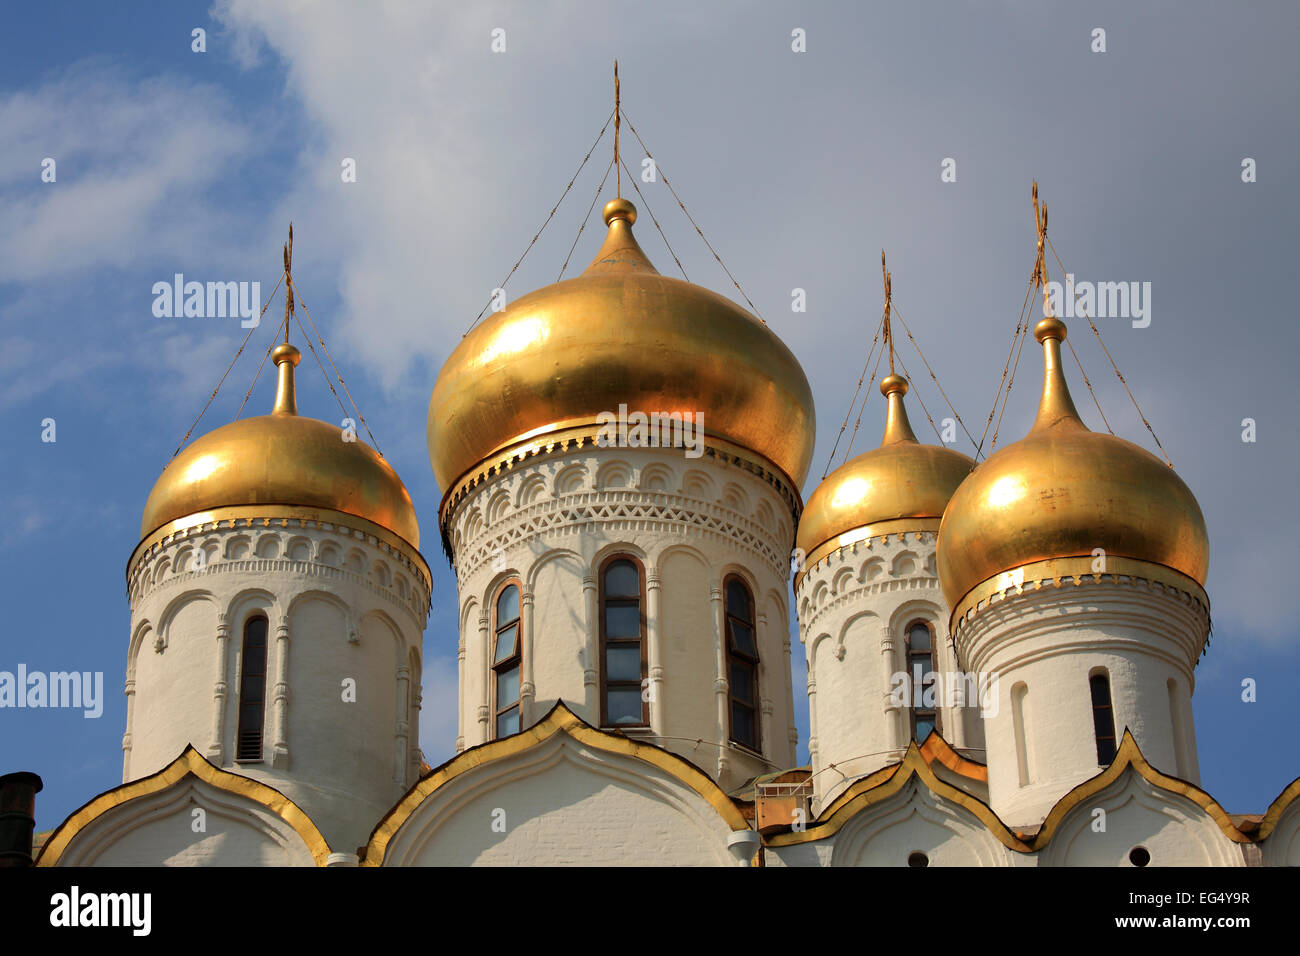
[937,316,1210,828]
[427,198,816,792]
[125,342,431,852]
[795,374,976,812]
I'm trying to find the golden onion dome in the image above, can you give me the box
[427,198,816,495]
[797,374,974,563]
[936,316,1208,613]
[140,342,420,547]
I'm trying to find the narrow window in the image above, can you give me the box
[600,556,646,727]
[725,575,760,752]
[492,582,522,738]
[236,615,268,762]
[1090,672,1117,765]
[906,621,939,741]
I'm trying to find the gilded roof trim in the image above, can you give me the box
[767,741,1029,850]
[35,745,332,867]
[1028,729,1249,850]
[363,701,751,865]
[1255,775,1300,841]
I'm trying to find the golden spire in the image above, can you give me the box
[273,224,301,415]
[614,61,621,198]
[877,250,916,445]
[1028,184,1083,432]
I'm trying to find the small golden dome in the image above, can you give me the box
[141,343,419,547]
[426,198,816,493]
[797,374,974,558]
[936,317,1208,610]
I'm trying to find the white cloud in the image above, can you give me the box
[0,63,255,282]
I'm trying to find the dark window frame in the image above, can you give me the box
[905,619,940,742]
[235,614,269,763]
[598,554,648,728]
[724,573,761,754]
[1090,672,1117,765]
[492,579,523,739]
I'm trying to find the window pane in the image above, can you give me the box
[908,624,931,652]
[606,689,643,725]
[496,585,519,625]
[605,603,640,639]
[604,561,639,598]
[496,705,519,738]
[496,666,519,708]
[725,579,751,621]
[606,645,642,681]
[729,621,756,657]
[731,703,755,747]
[1090,674,1111,706]
[494,623,518,664]
[914,715,936,740]
[730,661,753,704]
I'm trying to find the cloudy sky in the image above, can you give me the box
[3,0,1297,831]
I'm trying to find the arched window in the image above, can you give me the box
[725,575,760,752]
[235,615,268,762]
[492,582,522,738]
[906,621,939,741]
[600,556,646,727]
[1090,672,1117,764]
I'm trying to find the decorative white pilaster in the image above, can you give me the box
[456,635,466,754]
[271,618,290,768]
[711,585,728,778]
[583,574,598,714]
[477,613,490,738]
[646,567,665,736]
[881,624,901,753]
[122,673,136,781]
[208,614,230,764]
[520,587,536,728]
[394,661,410,793]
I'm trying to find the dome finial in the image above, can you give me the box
[273,224,301,415]
[614,60,622,199]
[877,252,917,445]
[1028,184,1083,432]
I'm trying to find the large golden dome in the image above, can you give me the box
[140,343,420,547]
[427,198,816,495]
[797,374,973,562]
[936,317,1208,613]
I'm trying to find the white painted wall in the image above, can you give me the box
[447,443,798,792]
[954,576,1209,829]
[795,530,985,813]
[125,515,430,853]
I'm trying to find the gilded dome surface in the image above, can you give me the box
[797,374,973,557]
[427,199,816,493]
[936,317,1208,610]
[141,344,420,547]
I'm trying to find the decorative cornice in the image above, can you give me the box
[131,554,428,631]
[128,505,432,597]
[438,426,804,566]
[36,745,331,867]
[795,520,940,591]
[950,556,1210,638]
[452,491,790,582]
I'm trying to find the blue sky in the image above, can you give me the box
[2,1,1297,833]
